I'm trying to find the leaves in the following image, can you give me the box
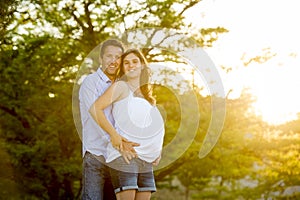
[1,0,299,199]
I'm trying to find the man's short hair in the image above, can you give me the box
[100,39,124,58]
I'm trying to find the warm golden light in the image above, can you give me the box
[247,60,300,125]
[184,0,300,125]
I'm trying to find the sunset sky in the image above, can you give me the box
[184,0,300,124]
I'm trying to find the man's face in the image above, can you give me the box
[101,45,123,77]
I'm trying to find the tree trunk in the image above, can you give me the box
[185,187,189,200]
[62,176,74,200]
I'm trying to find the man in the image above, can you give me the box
[79,39,138,200]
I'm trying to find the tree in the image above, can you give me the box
[254,118,300,199]
[1,0,228,199]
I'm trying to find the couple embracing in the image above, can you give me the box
[79,39,165,200]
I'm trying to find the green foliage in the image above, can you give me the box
[0,33,82,199]
[1,0,299,199]
[0,0,228,198]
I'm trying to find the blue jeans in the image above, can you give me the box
[82,152,116,200]
[108,157,156,194]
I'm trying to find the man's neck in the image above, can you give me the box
[101,68,115,82]
[105,73,114,81]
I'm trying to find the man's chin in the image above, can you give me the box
[105,69,117,76]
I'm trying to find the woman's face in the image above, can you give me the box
[122,53,143,78]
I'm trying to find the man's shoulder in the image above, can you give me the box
[81,72,99,86]
[78,73,98,95]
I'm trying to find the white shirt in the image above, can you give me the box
[79,68,114,158]
[106,89,165,163]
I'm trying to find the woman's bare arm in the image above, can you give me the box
[89,81,126,150]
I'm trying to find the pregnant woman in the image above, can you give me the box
[89,48,165,200]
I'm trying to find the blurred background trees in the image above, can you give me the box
[1,0,299,199]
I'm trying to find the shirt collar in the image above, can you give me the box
[96,68,111,83]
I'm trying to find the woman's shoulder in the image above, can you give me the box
[111,80,130,101]
[112,80,129,91]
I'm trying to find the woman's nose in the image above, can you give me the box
[128,62,135,68]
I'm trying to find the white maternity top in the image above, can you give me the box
[106,90,165,163]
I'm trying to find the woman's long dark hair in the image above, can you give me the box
[117,49,156,105]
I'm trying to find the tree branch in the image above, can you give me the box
[0,104,31,129]
[178,0,201,16]
[84,1,94,33]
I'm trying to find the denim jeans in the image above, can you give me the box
[82,152,116,200]
[108,157,156,194]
